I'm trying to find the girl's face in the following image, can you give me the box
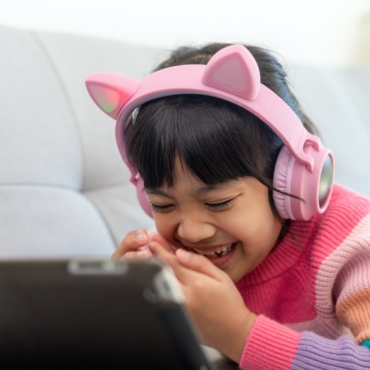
[146,159,283,283]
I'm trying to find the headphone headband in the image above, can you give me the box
[87,45,320,172]
[86,44,334,220]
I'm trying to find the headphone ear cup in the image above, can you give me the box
[135,176,153,218]
[273,146,295,219]
[273,145,334,221]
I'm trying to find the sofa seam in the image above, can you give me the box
[27,30,87,192]
[0,183,117,247]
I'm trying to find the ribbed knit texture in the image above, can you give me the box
[237,184,370,369]
[292,332,370,369]
[240,315,301,369]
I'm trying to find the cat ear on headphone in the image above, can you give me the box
[202,44,260,101]
[85,72,140,119]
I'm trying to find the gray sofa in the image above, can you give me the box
[1,24,370,258]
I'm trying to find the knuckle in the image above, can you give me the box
[124,231,138,244]
[121,251,138,260]
[117,230,149,253]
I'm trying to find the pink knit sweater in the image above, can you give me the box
[237,184,370,369]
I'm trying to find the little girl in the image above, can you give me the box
[86,43,370,369]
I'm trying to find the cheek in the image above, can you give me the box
[246,195,278,232]
[225,205,280,247]
[153,214,176,241]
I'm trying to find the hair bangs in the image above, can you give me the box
[125,95,280,190]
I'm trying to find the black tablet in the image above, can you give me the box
[0,258,216,370]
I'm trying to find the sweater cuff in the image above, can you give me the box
[239,315,301,370]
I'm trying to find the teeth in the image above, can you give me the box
[192,244,234,259]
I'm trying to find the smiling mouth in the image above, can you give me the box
[185,243,237,259]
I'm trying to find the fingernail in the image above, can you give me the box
[176,248,191,261]
[136,231,148,243]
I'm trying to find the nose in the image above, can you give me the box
[177,214,217,244]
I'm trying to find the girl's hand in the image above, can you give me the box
[111,230,172,260]
[148,241,257,363]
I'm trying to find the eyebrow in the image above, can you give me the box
[145,189,173,198]
[145,181,236,198]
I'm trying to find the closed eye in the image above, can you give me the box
[149,203,174,213]
[205,198,234,210]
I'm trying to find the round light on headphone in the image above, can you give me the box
[318,155,333,208]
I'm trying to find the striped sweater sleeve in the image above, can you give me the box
[240,316,370,369]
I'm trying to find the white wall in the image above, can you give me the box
[2,0,370,67]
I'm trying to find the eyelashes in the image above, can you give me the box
[205,199,233,210]
[149,203,173,213]
[150,198,234,213]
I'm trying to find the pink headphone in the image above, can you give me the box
[86,44,334,221]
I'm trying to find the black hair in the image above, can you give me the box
[124,43,318,228]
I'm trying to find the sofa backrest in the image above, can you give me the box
[0,25,156,257]
[290,64,370,197]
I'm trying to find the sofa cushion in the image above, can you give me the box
[0,25,154,256]
[0,187,114,257]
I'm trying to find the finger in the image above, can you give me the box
[120,249,152,260]
[150,234,173,253]
[175,248,225,280]
[149,241,177,266]
[112,229,149,259]
[149,242,205,286]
